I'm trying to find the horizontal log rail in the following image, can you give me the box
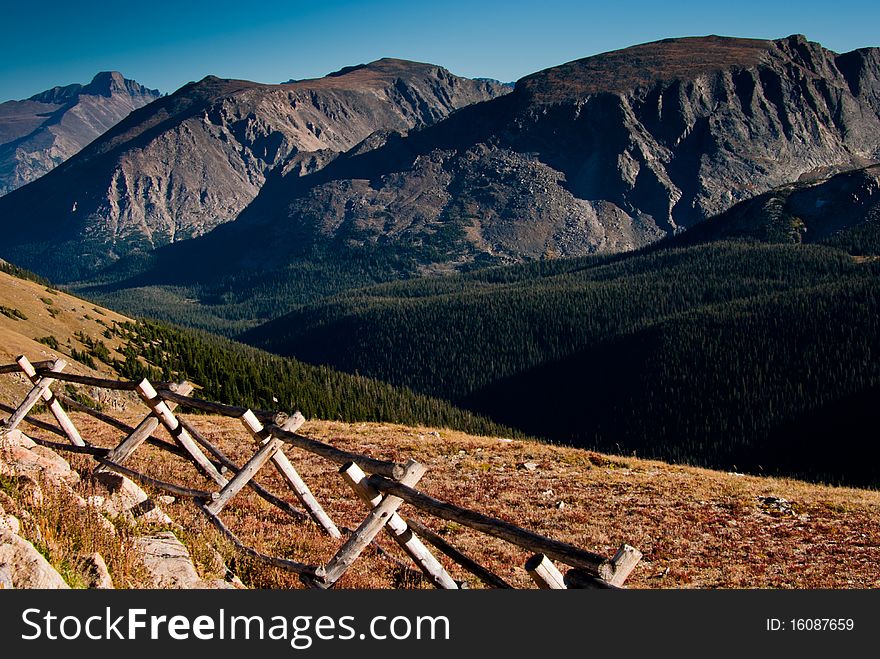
[367,474,613,578]
[56,393,193,461]
[0,401,68,438]
[0,360,54,374]
[204,511,318,577]
[95,456,214,500]
[156,389,280,423]
[267,424,405,479]
[32,368,141,391]
[28,436,109,457]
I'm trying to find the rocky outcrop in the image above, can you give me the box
[0,60,509,281]
[0,427,234,589]
[80,551,114,589]
[134,531,235,589]
[0,72,160,195]
[91,472,173,526]
[0,530,70,588]
[247,35,880,265]
[672,163,880,248]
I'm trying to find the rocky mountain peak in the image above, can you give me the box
[0,73,162,195]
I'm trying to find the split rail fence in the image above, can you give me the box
[0,356,642,589]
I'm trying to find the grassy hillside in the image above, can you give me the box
[241,241,880,486]
[23,412,880,589]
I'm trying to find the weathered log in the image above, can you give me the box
[564,569,623,590]
[240,410,341,538]
[607,544,642,586]
[203,511,317,577]
[136,379,227,487]
[32,368,139,391]
[16,356,84,446]
[267,423,405,479]
[0,360,54,374]
[367,474,613,577]
[95,457,212,500]
[204,421,284,516]
[28,436,109,456]
[0,402,68,438]
[4,358,66,431]
[526,554,567,589]
[341,461,457,589]
[56,393,189,460]
[404,517,513,589]
[313,460,426,589]
[178,416,309,523]
[100,382,195,472]
[155,390,280,423]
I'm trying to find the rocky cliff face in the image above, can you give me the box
[0,60,509,280]
[240,35,880,268]
[0,72,160,195]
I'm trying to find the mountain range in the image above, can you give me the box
[0,33,876,336]
[0,60,508,280]
[0,72,160,195]
[1,36,878,279]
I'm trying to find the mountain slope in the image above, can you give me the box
[234,34,880,259]
[238,185,880,486]
[73,34,880,331]
[0,72,160,195]
[0,259,511,437]
[669,163,880,252]
[0,61,509,280]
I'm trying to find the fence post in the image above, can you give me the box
[404,516,513,589]
[100,382,194,471]
[311,459,426,588]
[607,544,642,586]
[135,378,227,486]
[341,461,457,589]
[13,356,84,446]
[4,359,70,433]
[526,553,567,589]
[240,410,341,539]
[204,411,288,516]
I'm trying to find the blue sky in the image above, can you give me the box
[2,0,878,101]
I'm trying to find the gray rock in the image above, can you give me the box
[0,441,79,486]
[93,472,173,525]
[0,530,69,589]
[79,552,114,589]
[0,514,20,534]
[134,531,235,589]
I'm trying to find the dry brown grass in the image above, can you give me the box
[0,272,133,407]
[0,455,152,589]
[13,411,880,590]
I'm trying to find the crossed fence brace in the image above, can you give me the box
[0,355,642,589]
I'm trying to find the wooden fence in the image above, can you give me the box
[0,356,641,589]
